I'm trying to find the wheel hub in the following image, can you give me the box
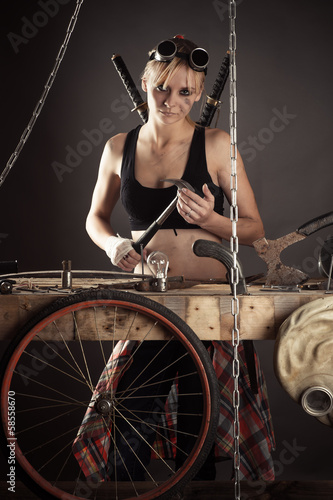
[94,392,114,415]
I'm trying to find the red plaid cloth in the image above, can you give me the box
[211,341,275,481]
[73,340,275,481]
[72,340,136,480]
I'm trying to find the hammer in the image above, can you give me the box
[132,179,196,253]
[253,211,333,286]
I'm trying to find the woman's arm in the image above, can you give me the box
[177,128,265,246]
[86,136,123,249]
[86,134,141,270]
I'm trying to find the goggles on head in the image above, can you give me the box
[149,39,209,74]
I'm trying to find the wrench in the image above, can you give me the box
[132,179,196,253]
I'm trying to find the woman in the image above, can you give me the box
[85,36,275,481]
[86,37,264,278]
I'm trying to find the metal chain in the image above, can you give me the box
[3,4,240,497]
[0,0,85,188]
[229,1,241,499]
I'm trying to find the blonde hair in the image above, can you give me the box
[141,37,206,126]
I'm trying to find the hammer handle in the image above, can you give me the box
[298,211,333,236]
[132,197,178,254]
[132,221,160,254]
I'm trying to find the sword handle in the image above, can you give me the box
[111,54,148,123]
[197,51,230,127]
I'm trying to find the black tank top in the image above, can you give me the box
[120,125,224,230]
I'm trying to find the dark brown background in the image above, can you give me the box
[1,0,332,486]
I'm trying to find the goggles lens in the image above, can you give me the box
[155,40,177,62]
[190,47,209,71]
[150,39,209,73]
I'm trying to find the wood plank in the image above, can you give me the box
[0,294,62,341]
[239,295,276,339]
[0,280,329,342]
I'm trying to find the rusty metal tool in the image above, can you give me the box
[132,179,196,253]
[253,211,333,286]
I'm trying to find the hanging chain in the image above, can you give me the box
[229,1,241,499]
[3,3,240,496]
[0,0,85,188]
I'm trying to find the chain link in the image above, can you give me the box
[229,1,241,499]
[0,0,85,188]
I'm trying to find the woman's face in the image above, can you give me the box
[142,65,203,124]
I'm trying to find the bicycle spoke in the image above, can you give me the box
[115,337,177,403]
[72,311,94,392]
[93,307,108,368]
[38,435,77,473]
[16,406,84,436]
[14,392,90,408]
[117,365,197,402]
[0,290,218,500]
[25,424,80,458]
[20,350,90,386]
[116,397,201,439]
[52,322,94,378]
[114,401,197,459]
[112,414,160,485]
[93,305,134,391]
[111,319,161,388]
[12,370,89,407]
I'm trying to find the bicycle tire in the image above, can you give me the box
[0,289,219,500]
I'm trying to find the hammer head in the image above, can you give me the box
[253,233,309,286]
[162,178,196,193]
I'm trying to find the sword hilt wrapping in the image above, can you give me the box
[197,51,230,127]
[112,54,148,123]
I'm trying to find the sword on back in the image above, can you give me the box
[111,50,230,127]
[111,54,148,123]
[197,51,230,127]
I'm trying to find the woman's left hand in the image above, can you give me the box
[177,183,215,225]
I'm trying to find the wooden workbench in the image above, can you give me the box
[1,275,332,498]
[0,273,329,342]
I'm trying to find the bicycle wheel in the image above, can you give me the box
[0,289,219,500]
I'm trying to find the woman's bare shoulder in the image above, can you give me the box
[205,127,231,169]
[97,132,129,179]
[104,132,128,157]
[205,127,230,148]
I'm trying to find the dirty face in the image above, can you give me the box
[142,65,203,125]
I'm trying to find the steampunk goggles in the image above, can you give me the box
[150,39,209,74]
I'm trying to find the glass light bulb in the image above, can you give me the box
[147,251,169,291]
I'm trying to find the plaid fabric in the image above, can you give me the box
[73,340,275,482]
[72,340,137,480]
[211,341,275,481]
[151,380,178,460]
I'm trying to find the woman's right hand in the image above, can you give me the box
[105,235,142,271]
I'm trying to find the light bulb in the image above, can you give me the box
[147,251,169,292]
